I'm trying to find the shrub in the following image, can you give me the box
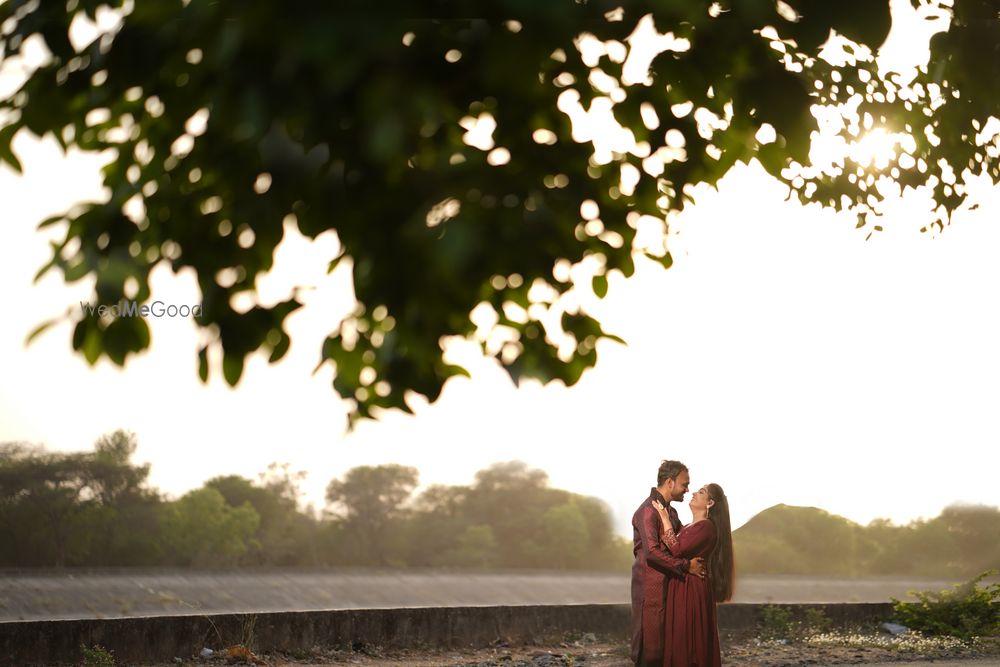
[758,605,795,640]
[892,570,1000,640]
[804,607,833,634]
[757,605,834,641]
[81,644,115,667]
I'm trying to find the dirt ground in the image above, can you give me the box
[144,636,1000,667]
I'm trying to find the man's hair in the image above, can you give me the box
[657,460,688,486]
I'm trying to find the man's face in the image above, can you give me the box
[667,470,690,502]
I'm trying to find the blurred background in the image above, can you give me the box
[1,0,999,624]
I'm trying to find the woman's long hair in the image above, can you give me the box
[706,483,735,602]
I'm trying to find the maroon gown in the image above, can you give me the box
[661,520,721,667]
[631,489,690,667]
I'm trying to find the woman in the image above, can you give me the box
[651,483,734,667]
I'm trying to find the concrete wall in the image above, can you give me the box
[0,602,895,666]
[0,570,939,620]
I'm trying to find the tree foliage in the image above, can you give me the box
[2,432,998,573]
[799,0,1000,235]
[0,432,630,569]
[324,463,419,565]
[160,486,260,567]
[735,503,1000,577]
[0,430,159,566]
[4,2,995,424]
[205,465,318,566]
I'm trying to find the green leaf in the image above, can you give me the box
[602,332,627,346]
[134,317,151,350]
[443,363,470,379]
[72,319,87,351]
[327,252,346,274]
[268,333,290,363]
[643,251,674,270]
[37,214,66,229]
[198,346,209,382]
[26,316,61,344]
[63,259,91,283]
[33,243,61,282]
[222,351,244,386]
[0,124,22,174]
[104,319,130,366]
[80,324,102,365]
[592,274,608,298]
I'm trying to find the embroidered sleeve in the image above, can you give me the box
[660,524,680,551]
[638,506,689,577]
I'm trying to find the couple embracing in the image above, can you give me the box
[630,460,735,667]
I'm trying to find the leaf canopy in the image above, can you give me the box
[2,0,996,426]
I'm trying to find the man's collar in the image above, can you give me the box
[649,487,669,506]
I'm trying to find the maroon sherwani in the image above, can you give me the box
[662,520,721,667]
[630,488,689,667]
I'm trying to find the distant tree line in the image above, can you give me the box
[0,431,630,569]
[734,504,1000,578]
[3,431,996,576]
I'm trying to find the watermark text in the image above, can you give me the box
[80,300,203,318]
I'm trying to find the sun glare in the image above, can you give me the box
[849,129,901,170]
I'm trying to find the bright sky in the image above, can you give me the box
[1,1,998,536]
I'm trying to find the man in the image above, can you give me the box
[630,460,705,667]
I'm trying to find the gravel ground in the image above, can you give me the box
[136,636,1000,667]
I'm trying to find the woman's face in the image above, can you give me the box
[689,486,714,513]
